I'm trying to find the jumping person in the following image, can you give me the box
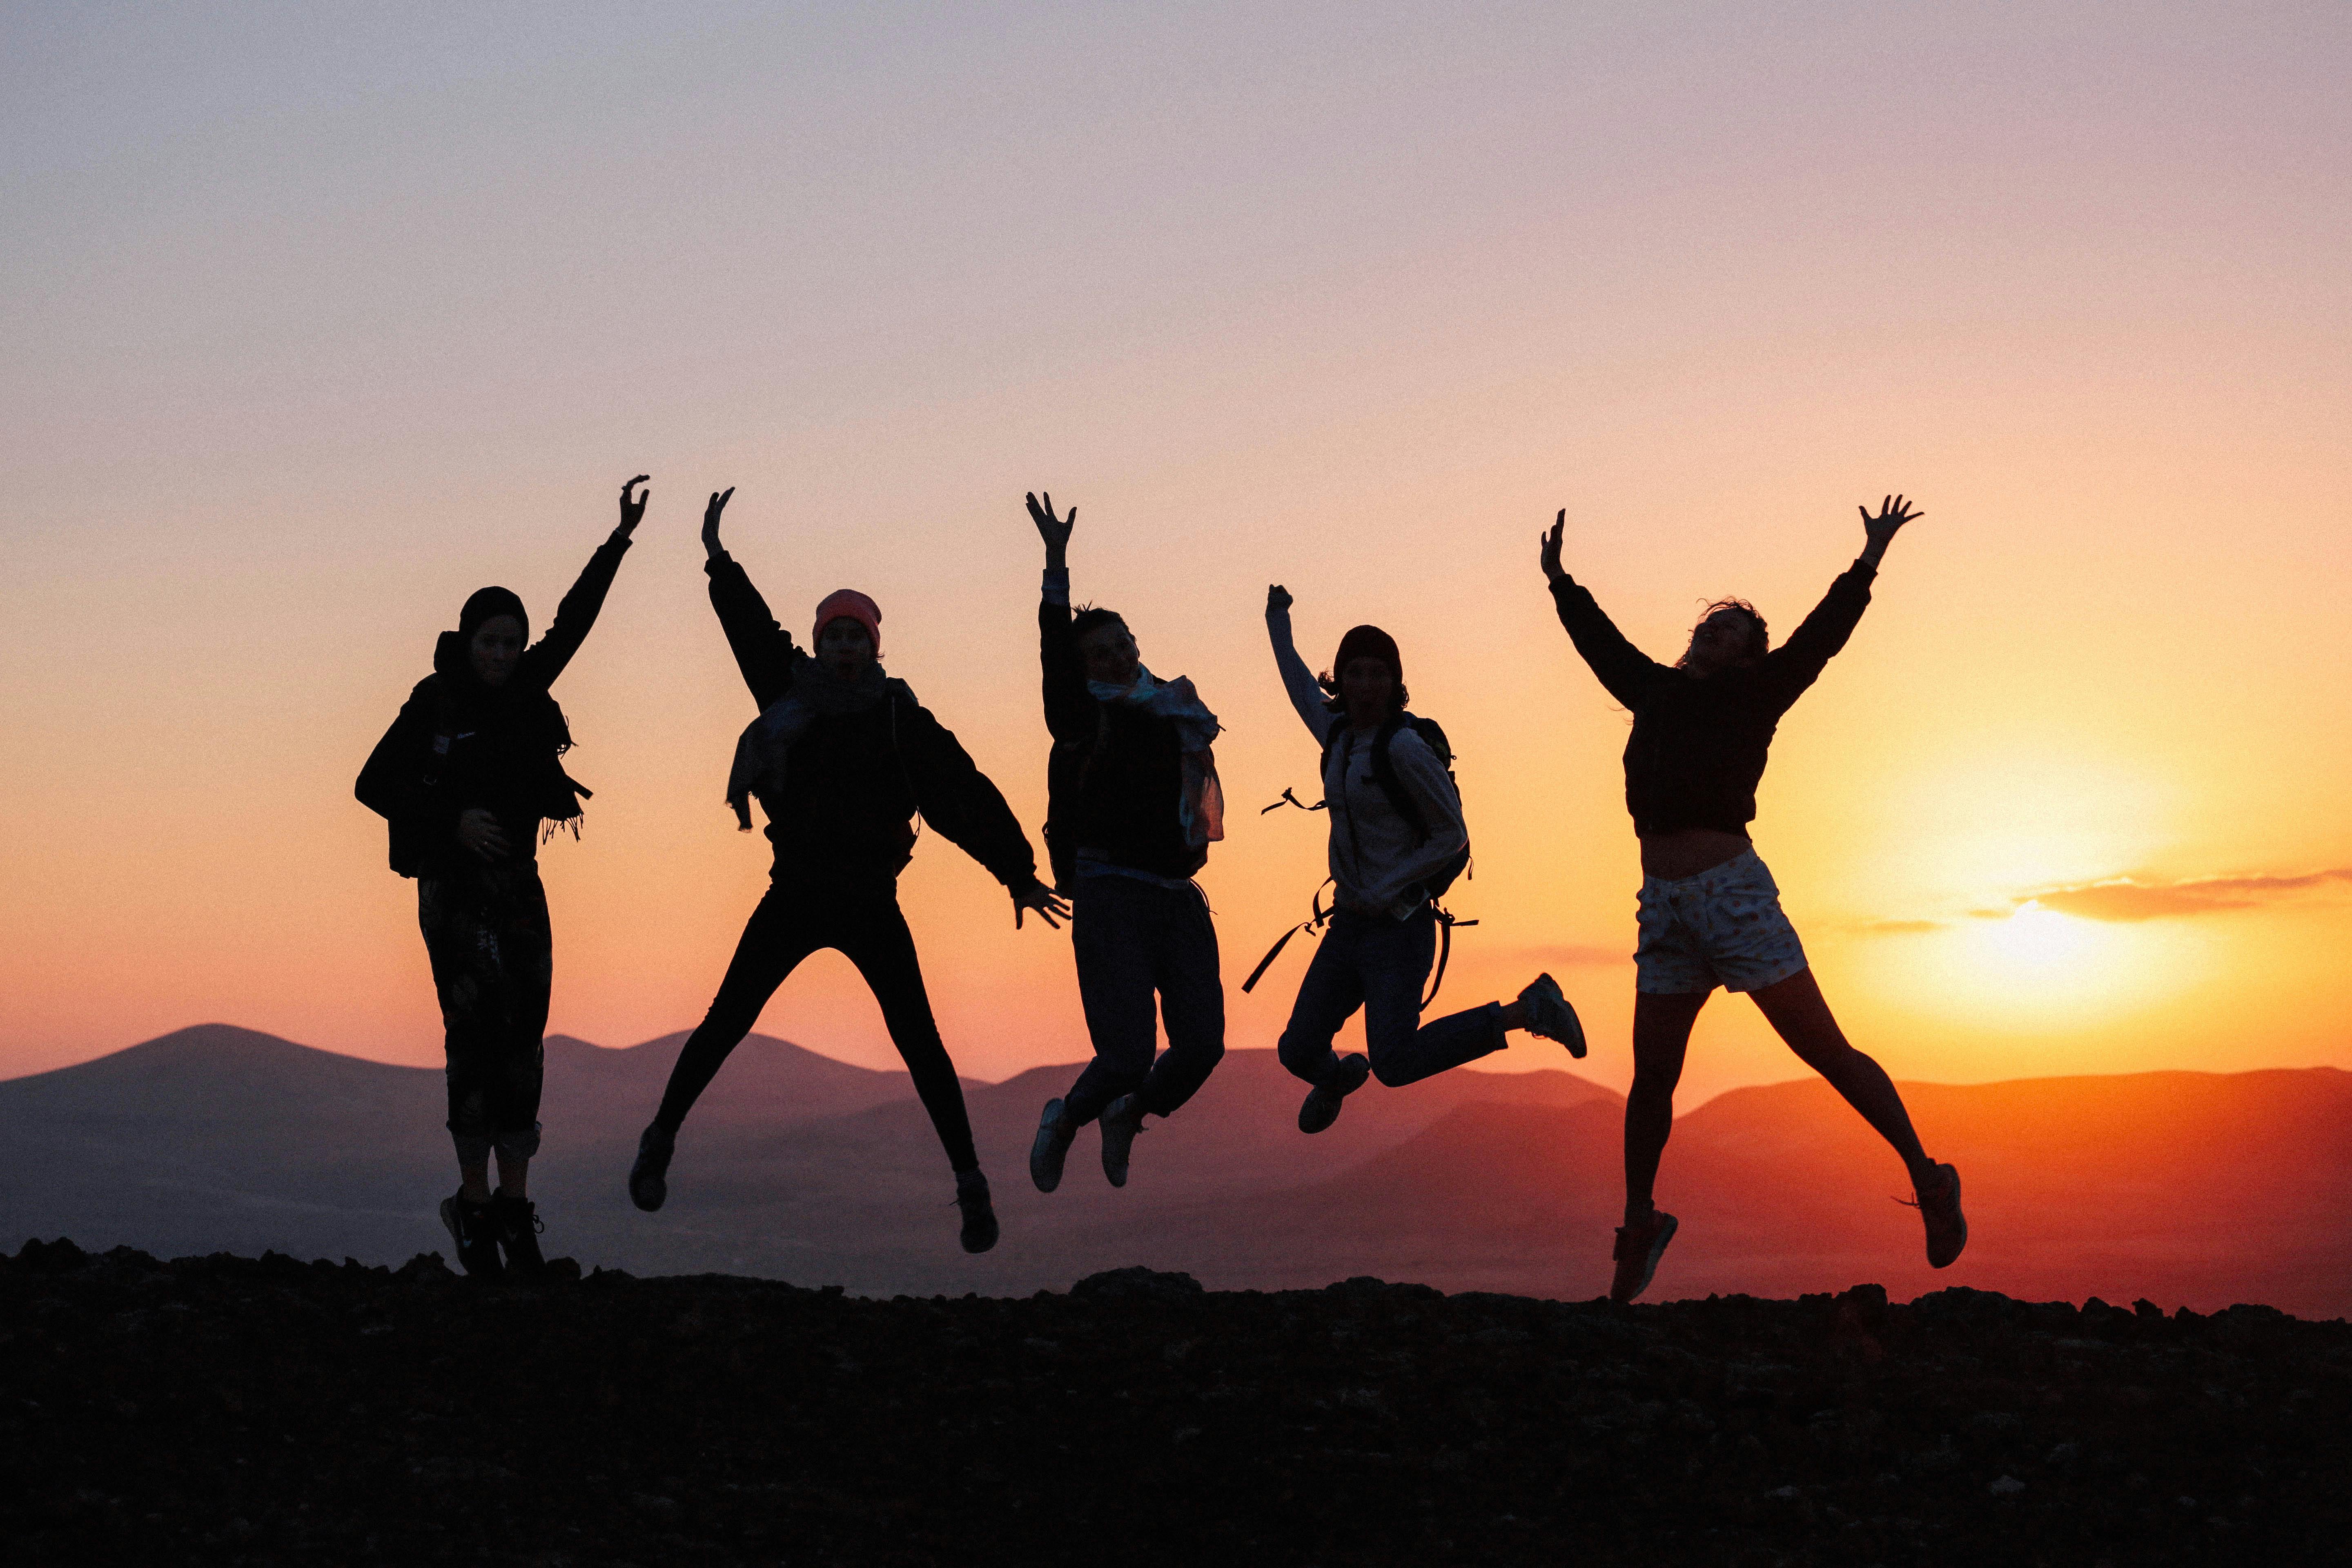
[356,474,652,1280]
[629,487,1068,1254]
[1262,584,1585,1134]
[1023,492,1227,1193]
[1539,496,1967,1303]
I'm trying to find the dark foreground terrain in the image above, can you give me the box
[4,1240,2348,1567]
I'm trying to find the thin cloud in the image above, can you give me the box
[2024,869,2352,923]
[1490,942,1628,969]
[1849,918,1944,936]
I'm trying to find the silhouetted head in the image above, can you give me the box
[458,587,528,688]
[811,590,882,679]
[1320,624,1408,726]
[1071,606,1141,688]
[1678,599,1768,677]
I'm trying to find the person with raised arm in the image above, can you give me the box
[1260,584,1586,1135]
[356,475,653,1280]
[1022,492,1227,1194]
[1539,496,1967,1303]
[629,488,1067,1254]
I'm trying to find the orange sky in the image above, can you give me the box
[4,4,2348,1108]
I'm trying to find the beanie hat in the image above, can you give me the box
[812,589,882,654]
[458,586,529,644]
[1332,624,1402,686]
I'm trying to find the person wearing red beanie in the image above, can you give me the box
[630,487,1068,1256]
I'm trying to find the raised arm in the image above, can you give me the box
[520,474,648,688]
[1265,584,1336,745]
[1539,510,1669,710]
[1029,491,1094,742]
[1755,494,1920,710]
[699,487,799,710]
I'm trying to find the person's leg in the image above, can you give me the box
[1135,882,1225,1117]
[1062,878,1159,1125]
[653,883,822,1132]
[1625,990,1708,1219]
[1275,918,1367,1087]
[836,890,980,1174]
[1356,912,1507,1088]
[419,870,500,1205]
[482,862,552,1199]
[1748,967,1934,1183]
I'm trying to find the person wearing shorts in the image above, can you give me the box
[1540,495,1967,1303]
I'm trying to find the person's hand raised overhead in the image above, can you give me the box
[1539,510,1569,585]
[1265,583,1294,618]
[617,475,651,537]
[1026,491,1075,566]
[1858,494,1924,566]
[702,486,735,561]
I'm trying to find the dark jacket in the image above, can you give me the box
[1038,574,1203,891]
[708,553,1038,889]
[1549,560,1875,838]
[356,533,630,875]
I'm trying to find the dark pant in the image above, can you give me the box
[419,857,552,1164]
[654,876,979,1172]
[1277,906,1503,1090]
[1060,873,1226,1125]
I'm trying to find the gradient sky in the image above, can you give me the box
[4,2,2348,1107]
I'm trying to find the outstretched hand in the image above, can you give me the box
[702,487,735,560]
[1026,491,1075,561]
[1265,583,1293,617]
[1858,493,1923,565]
[1539,510,1568,584]
[616,475,651,537]
[1013,879,1072,931]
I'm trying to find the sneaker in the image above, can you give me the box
[1099,1094,1147,1189]
[1517,972,1586,1059]
[1907,1162,1968,1268]
[955,1169,999,1254]
[1029,1098,1076,1194]
[1297,1053,1371,1135]
[490,1192,547,1279]
[629,1123,675,1213]
[1609,1208,1677,1303]
[439,1189,505,1281]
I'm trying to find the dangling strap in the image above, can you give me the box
[1242,880,1334,994]
[1421,904,1481,1009]
[1259,786,1327,815]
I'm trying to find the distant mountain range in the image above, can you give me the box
[5,1025,2348,1313]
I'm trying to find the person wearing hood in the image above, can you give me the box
[1022,492,1228,1195]
[356,474,651,1280]
[1262,588,1587,1135]
[629,487,1067,1254]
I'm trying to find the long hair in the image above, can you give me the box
[1675,598,1768,668]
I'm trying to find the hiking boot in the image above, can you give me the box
[1297,1053,1371,1135]
[1517,972,1586,1059]
[629,1123,674,1213]
[1099,1094,1147,1189]
[1030,1098,1076,1194]
[439,1190,504,1281]
[955,1169,999,1254]
[1909,1162,1968,1268]
[1609,1208,1677,1303]
[490,1192,547,1279]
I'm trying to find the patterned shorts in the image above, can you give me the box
[1633,849,1809,996]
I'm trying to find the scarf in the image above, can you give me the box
[1086,667,1225,848]
[726,656,898,830]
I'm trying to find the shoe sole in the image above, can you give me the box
[1925,1166,1967,1268]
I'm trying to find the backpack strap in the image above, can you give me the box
[1421,904,1481,1009]
[1242,880,1334,994]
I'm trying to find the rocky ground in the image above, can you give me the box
[3,1238,2347,1566]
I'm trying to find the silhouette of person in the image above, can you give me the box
[1022,492,1228,1194]
[1261,586,1586,1134]
[629,487,1068,1254]
[356,474,652,1279]
[1540,495,1967,1302]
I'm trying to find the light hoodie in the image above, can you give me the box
[1268,606,1468,919]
